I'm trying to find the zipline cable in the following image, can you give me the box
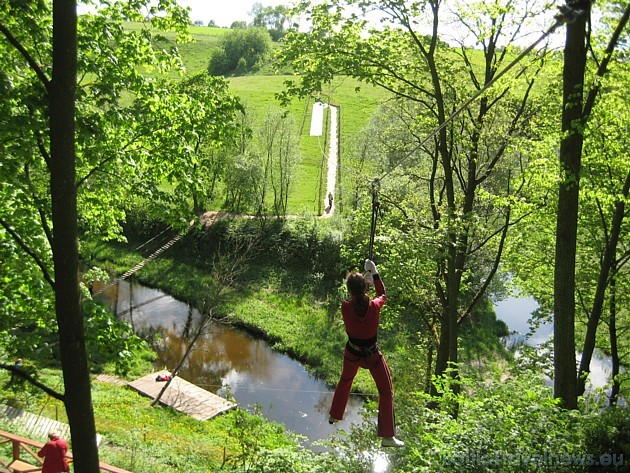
[365,6,583,258]
[132,226,171,253]
[194,382,373,397]
[368,178,380,260]
[377,8,579,183]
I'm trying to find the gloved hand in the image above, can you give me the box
[364,259,377,284]
[364,259,378,275]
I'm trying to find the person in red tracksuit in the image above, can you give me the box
[38,431,69,473]
[328,259,404,448]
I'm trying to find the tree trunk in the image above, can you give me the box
[577,171,630,396]
[432,314,449,396]
[608,260,620,407]
[553,0,591,410]
[152,316,207,407]
[50,1,100,471]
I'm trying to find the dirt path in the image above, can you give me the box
[322,105,338,218]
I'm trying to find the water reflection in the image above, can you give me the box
[494,294,618,391]
[94,281,365,447]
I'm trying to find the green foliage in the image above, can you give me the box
[224,405,309,472]
[582,407,630,468]
[82,298,154,377]
[208,27,272,76]
[251,3,290,41]
[327,372,629,473]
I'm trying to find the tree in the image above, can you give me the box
[256,108,300,216]
[150,71,243,215]
[152,244,251,406]
[500,1,629,407]
[251,3,289,41]
[577,5,630,395]
[0,0,241,466]
[277,0,550,395]
[49,1,100,471]
[223,110,260,213]
[230,20,247,29]
[553,0,592,410]
[1,1,100,469]
[208,27,272,76]
[220,106,300,216]
[554,0,629,408]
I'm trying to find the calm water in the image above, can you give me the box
[95,281,365,447]
[494,295,616,390]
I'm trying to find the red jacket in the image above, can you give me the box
[341,275,387,344]
[38,437,68,473]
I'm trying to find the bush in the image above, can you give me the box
[208,27,272,76]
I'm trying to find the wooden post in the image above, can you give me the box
[12,438,20,460]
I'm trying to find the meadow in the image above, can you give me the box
[151,23,391,214]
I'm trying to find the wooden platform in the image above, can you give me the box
[0,405,70,442]
[128,373,236,421]
[0,405,102,447]
[94,373,127,386]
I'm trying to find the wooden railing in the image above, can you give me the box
[0,430,130,473]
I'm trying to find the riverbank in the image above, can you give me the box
[94,280,366,446]
[81,215,511,395]
[82,217,358,388]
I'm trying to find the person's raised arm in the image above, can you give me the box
[364,259,386,299]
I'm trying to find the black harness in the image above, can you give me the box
[346,336,379,357]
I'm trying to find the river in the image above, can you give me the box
[494,294,617,391]
[96,280,619,472]
[95,281,365,449]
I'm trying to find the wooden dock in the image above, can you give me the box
[128,373,236,421]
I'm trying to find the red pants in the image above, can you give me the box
[329,349,395,437]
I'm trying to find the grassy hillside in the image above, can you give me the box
[228,75,389,213]
[132,23,553,215]
[144,23,390,214]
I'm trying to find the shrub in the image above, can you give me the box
[208,27,272,76]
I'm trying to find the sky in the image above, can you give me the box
[175,0,564,48]
[176,0,290,27]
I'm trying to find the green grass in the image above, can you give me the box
[116,21,389,214]
[0,369,300,472]
[227,75,390,214]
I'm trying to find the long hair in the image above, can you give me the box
[346,271,369,315]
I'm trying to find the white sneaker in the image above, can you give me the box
[381,436,405,448]
[328,415,339,424]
